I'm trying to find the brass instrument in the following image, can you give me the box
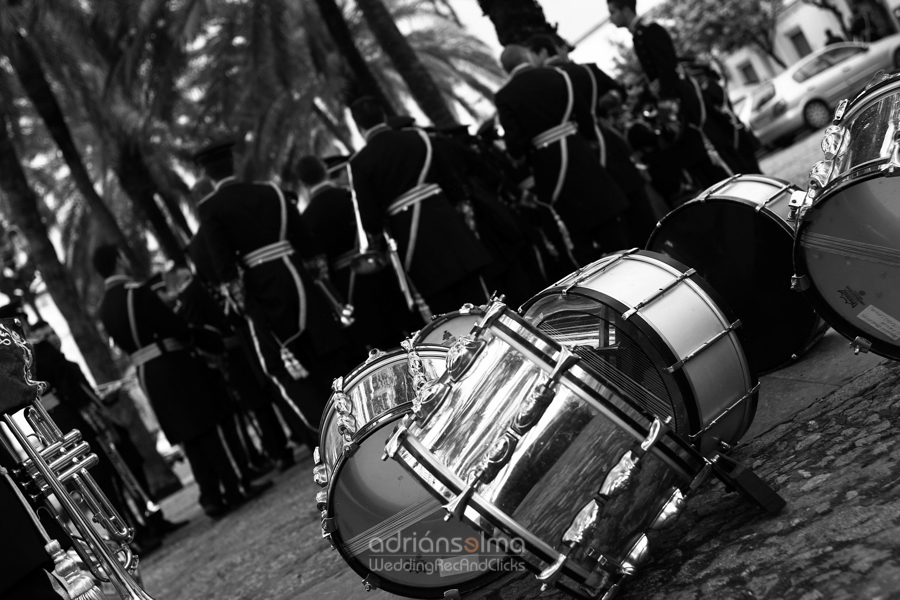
[0,321,154,600]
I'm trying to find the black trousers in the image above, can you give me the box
[0,568,63,600]
[182,425,243,507]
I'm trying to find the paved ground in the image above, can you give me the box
[137,134,900,600]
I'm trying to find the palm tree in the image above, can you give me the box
[0,104,120,384]
[355,0,459,128]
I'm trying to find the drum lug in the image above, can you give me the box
[621,534,650,574]
[787,189,809,223]
[594,417,668,507]
[362,573,381,592]
[649,488,686,530]
[381,420,409,461]
[850,336,872,355]
[313,446,322,467]
[808,159,834,190]
[820,125,846,160]
[315,490,328,511]
[313,463,328,487]
[833,98,848,122]
[446,336,486,382]
[458,302,476,315]
[364,348,386,364]
[412,380,450,424]
[321,517,337,534]
[790,275,810,292]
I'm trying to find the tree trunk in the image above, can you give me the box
[477,0,557,46]
[9,32,150,279]
[356,0,458,128]
[114,142,187,267]
[0,109,121,385]
[312,0,398,112]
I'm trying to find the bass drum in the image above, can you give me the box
[314,346,501,598]
[412,303,485,347]
[647,174,828,373]
[522,249,759,451]
[794,74,900,360]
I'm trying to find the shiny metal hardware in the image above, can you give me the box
[315,490,328,511]
[790,275,810,291]
[594,417,668,506]
[833,98,848,122]
[442,473,477,522]
[443,589,461,600]
[649,488,686,529]
[808,159,835,190]
[381,419,409,460]
[756,181,793,212]
[851,336,872,355]
[322,517,337,535]
[411,379,451,423]
[689,462,714,491]
[446,335,486,382]
[313,446,322,466]
[666,320,741,373]
[820,125,847,160]
[313,464,329,487]
[562,248,639,295]
[362,573,381,592]
[881,131,900,175]
[621,534,650,574]
[458,303,476,315]
[364,348,386,364]
[698,174,739,201]
[688,382,760,440]
[623,269,696,320]
[400,339,430,392]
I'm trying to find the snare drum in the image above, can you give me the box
[793,76,900,360]
[314,347,500,597]
[647,174,828,373]
[523,249,759,450]
[384,301,716,599]
[412,303,485,347]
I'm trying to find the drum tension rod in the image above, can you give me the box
[666,320,741,373]
[443,349,581,524]
[623,269,696,320]
[538,418,670,592]
[562,249,639,295]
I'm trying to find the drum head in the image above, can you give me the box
[414,307,484,346]
[795,174,900,359]
[648,197,820,373]
[327,416,501,597]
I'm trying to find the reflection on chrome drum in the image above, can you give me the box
[412,303,485,347]
[313,346,500,598]
[793,74,900,360]
[384,298,760,599]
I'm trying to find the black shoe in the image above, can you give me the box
[243,479,274,500]
[203,502,231,519]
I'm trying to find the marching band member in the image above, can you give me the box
[348,97,492,316]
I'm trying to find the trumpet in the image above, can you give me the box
[0,322,154,600]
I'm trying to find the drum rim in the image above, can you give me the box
[839,70,900,122]
[521,250,759,443]
[648,175,797,240]
[793,173,900,360]
[319,345,449,436]
[324,409,503,598]
[412,306,486,346]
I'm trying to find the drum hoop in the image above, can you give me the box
[793,185,900,360]
[324,409,502,598]
[839,74,900,122]
[319,345,449,434]
[650,190,794,238]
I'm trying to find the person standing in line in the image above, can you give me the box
[92,245,270,519]
[348,97,492,316]
[495,44,630,272]
[192,140,349,454]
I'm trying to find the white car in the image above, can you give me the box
[748,34,900,147]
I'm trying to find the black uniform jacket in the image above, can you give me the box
[97,276,225,444]
[349,126,491,297]
[495,64,628,229]
[196,179,345,356]
[633,20,703,126]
